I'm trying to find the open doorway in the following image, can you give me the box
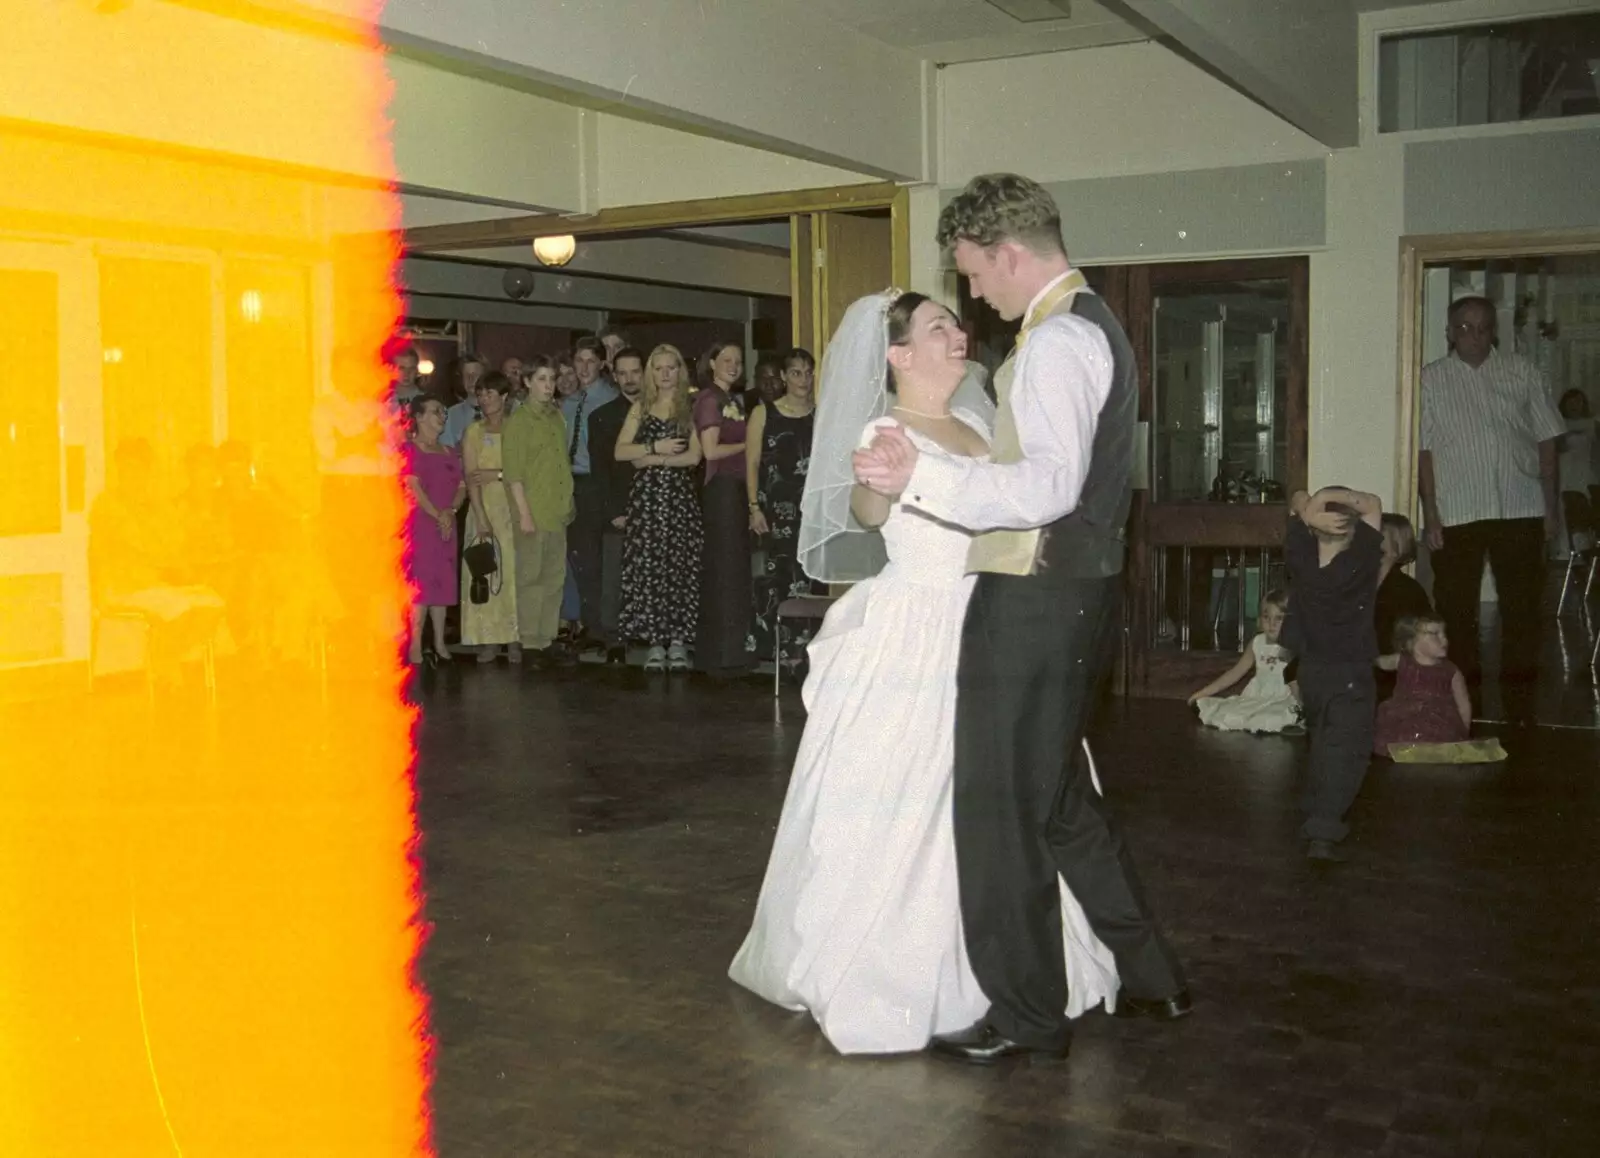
[400,183,907,380]
[1400,232,1600,725]
[393,183,902,675]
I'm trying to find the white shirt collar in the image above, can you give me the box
[1024,268,1078,321]
[1449,347,1498,372]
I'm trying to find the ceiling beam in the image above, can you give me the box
[401,257,759,321]
[401,181,901,253]
[1120,0,1359,148]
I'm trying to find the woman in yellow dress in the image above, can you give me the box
[460,371,522,661]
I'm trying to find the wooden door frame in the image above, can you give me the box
[1120,255,1310,697]
[400,181,911,350]
[1395,226,1600,523]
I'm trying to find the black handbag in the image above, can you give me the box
[463,537,500,604]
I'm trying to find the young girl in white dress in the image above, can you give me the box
[728,291,1119,1056]
[1187,590,1301,734]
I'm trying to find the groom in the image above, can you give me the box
[854,174,1189,1063]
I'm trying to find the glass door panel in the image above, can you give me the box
[224,257,316,507]
[99,254,214,479]
[1152,278,1290,502]
[0,242,99,671]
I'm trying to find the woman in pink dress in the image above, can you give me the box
[402,395,466,666]
[1373,613,1471,757]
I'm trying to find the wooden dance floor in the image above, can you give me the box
[412,664,1600,1157]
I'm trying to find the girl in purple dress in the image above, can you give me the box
[1373,613,1471,757]
[402,395,466,666]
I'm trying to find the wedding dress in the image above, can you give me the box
[728,417,1120,1055]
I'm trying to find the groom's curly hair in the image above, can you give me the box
[936,174,1066,257]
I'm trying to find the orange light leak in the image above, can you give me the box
[0,2,433,1154]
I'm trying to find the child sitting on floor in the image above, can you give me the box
[1373,613,1472,757]
[1374,514,1433,703]
[1188,590,1302,734]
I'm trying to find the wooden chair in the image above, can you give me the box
[772,595,836,696]
[91,598,221,705]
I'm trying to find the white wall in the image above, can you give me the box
[596,116,876,209]
[932,2,1600,510]
[355,0,929,180]
[389,57,584,209]
[939,43,1326,185]
[4,0,391,182]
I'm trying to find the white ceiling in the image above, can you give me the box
[804,0,1149,64]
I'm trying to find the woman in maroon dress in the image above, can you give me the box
[693,340,753,679]
[1373,613,1472,756]
[402,395,466,665]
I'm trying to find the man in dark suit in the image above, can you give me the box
[586,346,646,664]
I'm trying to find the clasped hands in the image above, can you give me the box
[851,424,919,497]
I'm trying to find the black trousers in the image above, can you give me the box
[953,573,1184,1051]
[1431,517,1544,684]
[599,529,624,647]
[698,476,752,676]
[569,474,608,632]
[1297,659,1375,843]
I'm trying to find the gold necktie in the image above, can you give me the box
[1014,269,1088,348]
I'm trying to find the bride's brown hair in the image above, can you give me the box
[884,291,930,395]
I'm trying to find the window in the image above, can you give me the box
[1380,13,1600,132]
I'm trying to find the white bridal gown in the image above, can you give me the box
[728,417,1120,1055]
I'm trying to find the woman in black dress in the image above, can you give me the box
[746,347,823,678]
[615,345,704,672]
[693,340,754,680]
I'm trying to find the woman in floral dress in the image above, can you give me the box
[746,347,823,678]
[615,345,704,672]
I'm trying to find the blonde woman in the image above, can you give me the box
[615,345,704,672]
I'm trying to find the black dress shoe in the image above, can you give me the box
[929,1023,1068,1065]
[1113,989,1193,1021]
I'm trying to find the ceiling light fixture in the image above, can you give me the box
[532,235,577,268]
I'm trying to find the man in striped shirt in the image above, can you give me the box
[1418,296,1564,715]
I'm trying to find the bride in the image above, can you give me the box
[727,290,1119,1056]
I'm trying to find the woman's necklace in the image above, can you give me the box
[776,394,813,418]
[892,404,951,420]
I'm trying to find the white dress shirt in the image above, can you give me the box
[442,396,479,447]
[900,273,1114,531]
[1420,348,1564,526]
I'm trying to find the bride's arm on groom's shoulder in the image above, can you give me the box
[899,321,1110,533]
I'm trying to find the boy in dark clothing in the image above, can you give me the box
[1284,486,1385,861]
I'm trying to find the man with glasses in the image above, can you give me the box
[1418,295,1564,722]
[441,352,488,449]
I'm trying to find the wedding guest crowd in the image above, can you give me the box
[386,332,822,681]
